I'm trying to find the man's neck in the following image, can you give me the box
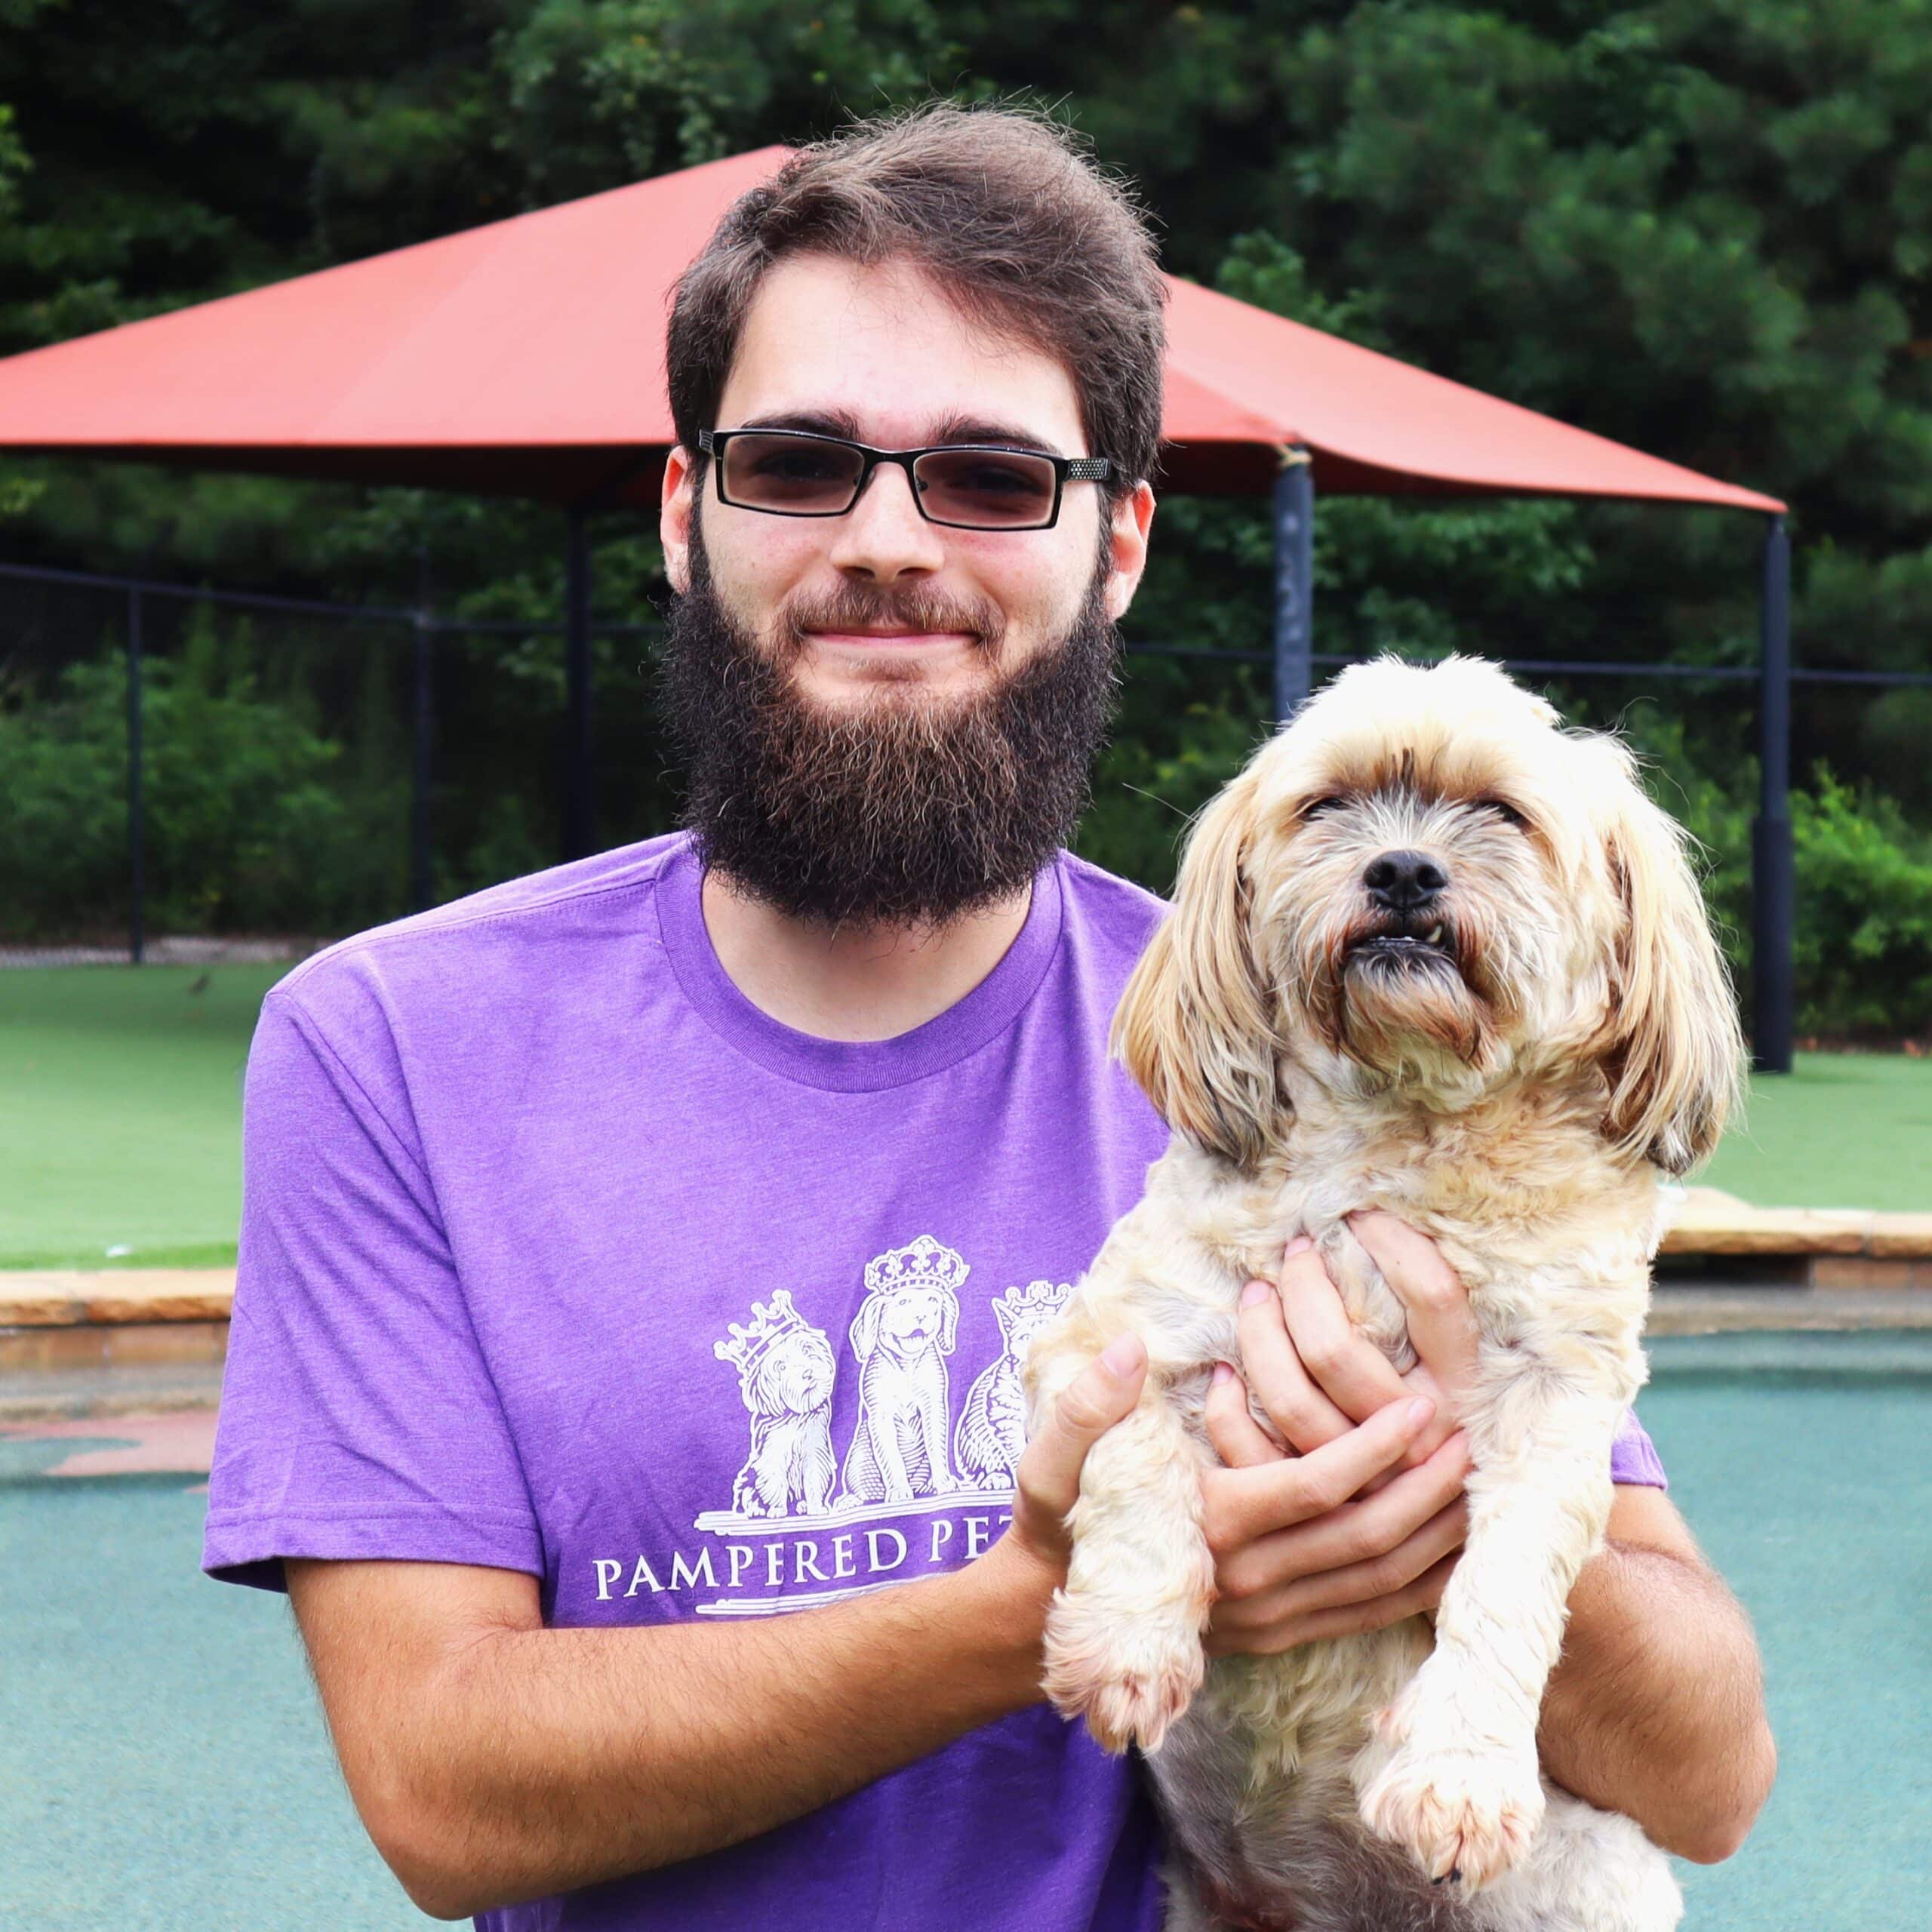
[699,871,1034,1043]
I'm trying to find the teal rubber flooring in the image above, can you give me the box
[2,1331,1927,1929]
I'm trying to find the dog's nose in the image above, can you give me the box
[1363,849,1448,910]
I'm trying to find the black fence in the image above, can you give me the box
[5,554,1929,1027]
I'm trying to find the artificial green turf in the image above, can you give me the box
[1700,1051,1932,1213]
[0,964,287,1269]
[2,968,1928,1269]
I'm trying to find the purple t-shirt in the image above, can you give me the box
[204,831,1665,1930]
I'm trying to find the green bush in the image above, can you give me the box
[1571,711,1931,1042]
[0,621,405,940]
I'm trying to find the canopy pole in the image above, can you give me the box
[411,546,435,912]
[1271,446,1315,724]
[562,506,594,861]
[1751,513,1794,1073]
[127,586,144,966]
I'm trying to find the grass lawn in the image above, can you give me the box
[2,965,1927,1269]
[0,964,288,1269]
[1702,1051,1932,1213]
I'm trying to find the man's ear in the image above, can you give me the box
[660,446,696,595]
[1103,481,1156,623]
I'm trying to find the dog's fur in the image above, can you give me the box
[1026,657,1743,1932]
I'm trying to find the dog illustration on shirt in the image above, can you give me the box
[954,1280,1072,1489]
[839,1236,965,1503]
[714,1290,838,1518]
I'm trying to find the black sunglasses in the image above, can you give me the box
[697,427,1111,531]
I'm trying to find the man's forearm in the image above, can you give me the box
[386,1545,1054,1918]
[1538,1538,1775,1862]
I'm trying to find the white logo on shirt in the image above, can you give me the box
[614,1237,1073,1617]
[712,1289,839,1518]
[839,1234,968,1505]
[954,1280,1072,1489]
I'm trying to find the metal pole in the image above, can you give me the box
[411,548,435,912]
[1751,514,1795,1074]
[127,586,145,965]
[1271,446,1315,724]
[562,506,594,860]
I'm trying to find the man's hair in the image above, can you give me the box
[666,103,1168,493]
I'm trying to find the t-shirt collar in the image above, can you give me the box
[654,836,1066,1092]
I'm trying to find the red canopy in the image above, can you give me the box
[0,146,1781,515]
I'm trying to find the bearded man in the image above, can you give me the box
[203,105,1773,1928]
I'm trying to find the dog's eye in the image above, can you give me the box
[1476,798,1528,829]
[1302,795,1349,820]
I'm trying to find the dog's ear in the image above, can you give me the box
[1593,757,1746,1176]
[1112,766,1283,1171]
[849,1294,881,1365]
[938,1291,958,1355]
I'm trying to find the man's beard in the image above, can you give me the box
[657,524,1121,928]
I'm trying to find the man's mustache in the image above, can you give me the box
[777,583,1007,657]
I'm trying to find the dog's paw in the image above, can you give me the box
[1041,1591,1204,1754]
[1359,1736,1544,1891]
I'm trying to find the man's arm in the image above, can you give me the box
[1540,1485,1776,1862]
[287,1337,1149,1921]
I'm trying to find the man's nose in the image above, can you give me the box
[1363,849,1449,910]
[827,461,946,580]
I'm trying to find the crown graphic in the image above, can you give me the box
[863,1235,971,1298]
[714,1289,816,1380]
[1000,1280,1069,1312]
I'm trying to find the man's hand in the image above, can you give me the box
[1201,1214,1481,1654]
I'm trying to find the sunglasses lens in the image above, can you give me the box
[914,449,1059,528]
[719,434,864,513]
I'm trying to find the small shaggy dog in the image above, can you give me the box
[1027,657,1743,1932]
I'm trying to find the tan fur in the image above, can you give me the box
[1029,657,1743,1932]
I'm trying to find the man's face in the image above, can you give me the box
[660,254,1154,711]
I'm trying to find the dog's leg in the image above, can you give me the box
[1358,1366,1626,1891]
[1035,1355,1217,1754]
[1474,1783,1681,1932]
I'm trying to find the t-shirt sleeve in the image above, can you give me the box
[1609,1407,1667,1489]
[202,986,542,1592]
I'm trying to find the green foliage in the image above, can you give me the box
[1612,706,1932,1039]
[1,1,1929,1033]
[0,609,404,937]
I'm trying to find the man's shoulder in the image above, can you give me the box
[1054,849,1171,963]
[269,832,690,1038]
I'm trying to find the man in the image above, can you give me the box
[203,104,1773,1927]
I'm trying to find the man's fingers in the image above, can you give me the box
[1216,1493,1469,1626]
[1275,1238,1411,1424]
[1016,1336,1146,1520]
[1209,1553,1458,1657]
[1236,1275,1354,1452]
[1348,1211,1481,1395]
[1214,1435,1470,1592]
[1208,1395,1435,1548]
[1203,1361,1282,1469]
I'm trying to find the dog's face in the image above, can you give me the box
[878,1286,949,1351]
[747,1328,837,1416]
[1113,657,1744,1176]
